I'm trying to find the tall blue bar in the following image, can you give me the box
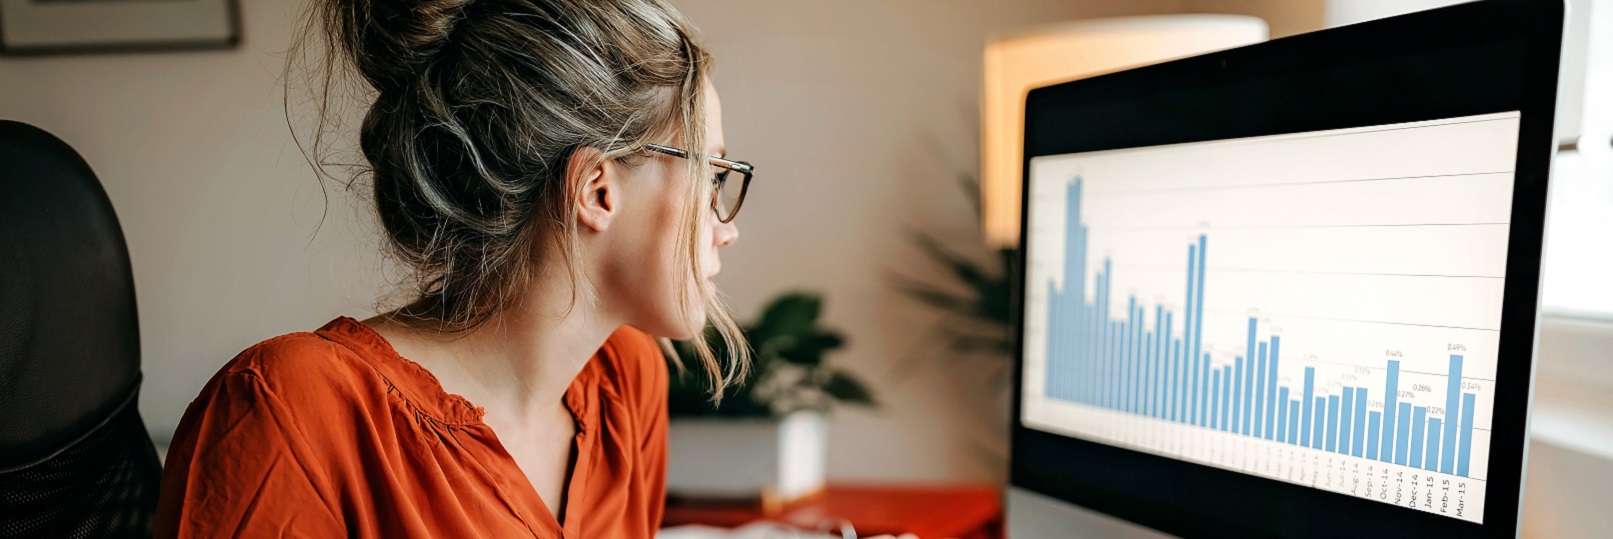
[1367,411,1382,460]
[1326,395,1340,452]
[1254,341,1268,439]
[1301,368,1315,447]
[1395,402,1413,465]
[1425,418,1443,471]
[1288,401,1300,444]
[1442,355,1464,474]
[1312,397,1326,449]
[1277,387,1290,442]
[1183,243,1199,426]
[1096,269,1109,408]
[1382,361,1401,463]
[1103,261,1114,410]
[1340,388,1355,455]
[1242,318,1257,436]
[1266,338,1281,439]
[1353,388,1368,457]
[1459,393,1475,477]
[1409,406,1428,469]
[1193,235,1208,428]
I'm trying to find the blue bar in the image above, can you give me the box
[1143,333,1155,416]
[1395,402,1412,465]
[1232,354,1245,433]
[1183,243,1198,425]
[1082,304,1093,404]
[1222,366,1234,432]
[1340,388,1354,454]
[1426,418,1443,471]
[1211,369,1223,430]
[1301,368,1315,447]
[1123,299,1135,414]
[1313,397,1326,449]
[1153,306,1165,418]
[1095,273,1106,407]
[1193,236,1208,427]
[1442,355,1463,474]
[1277,387,1290,442]
[1132,304,1144,414]
[1367,411,1382,460]
[1242,318,1257,435]
[1045,281,1061,398]
[1166,314,1178,421]
[1382,361,1401,463]
[1287,400,1300,445]
[1204,353,1213,427]
[1409,406,1427,469]
[1353,387,1368,457]
[1264,338,1277,438]
[1254,341,1268,438]
[1459,393,1475,477]
[1326,395,1340,452]
[1103,261,1114,409]
[1170,338,1181,420]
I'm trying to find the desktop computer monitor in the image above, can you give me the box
[1008,2,1564,537]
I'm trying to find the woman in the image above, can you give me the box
[154,0,751,536]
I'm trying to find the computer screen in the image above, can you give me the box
[1009,2,1562,537]
[1021,111,1516,524]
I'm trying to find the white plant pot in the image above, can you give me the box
[665,410,827,510]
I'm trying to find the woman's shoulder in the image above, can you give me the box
[195,319,391,419]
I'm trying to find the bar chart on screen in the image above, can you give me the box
[1019,112,1522,524]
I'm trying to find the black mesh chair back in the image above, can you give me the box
[0,121,162,538]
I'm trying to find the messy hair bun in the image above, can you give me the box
[292,0,748,394]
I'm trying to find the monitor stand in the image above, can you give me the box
[1007,487,1175,539]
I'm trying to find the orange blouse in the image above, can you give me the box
[154,317,669,538]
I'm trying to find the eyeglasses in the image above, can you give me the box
[645,143,753,223]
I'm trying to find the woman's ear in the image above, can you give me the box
[571,146,616,233]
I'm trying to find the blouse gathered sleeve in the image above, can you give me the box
[154,371,345,538]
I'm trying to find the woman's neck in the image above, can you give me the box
[366,286,621,421]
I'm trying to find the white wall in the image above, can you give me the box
[1322,0,1466,27]
[0,0,1184,483]
[0,1,388,441]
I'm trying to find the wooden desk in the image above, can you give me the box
[663,483,1003,539]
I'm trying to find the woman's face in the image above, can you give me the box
[603,82,738,339]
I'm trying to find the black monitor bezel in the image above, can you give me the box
[1009,2,1564,537]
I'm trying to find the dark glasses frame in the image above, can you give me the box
[645,143,753,223]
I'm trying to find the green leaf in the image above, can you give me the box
[911,232,993,292]
[751,292,822,344]
[822,369,876,406]
[777,331,847,367]
[887,274,979,317]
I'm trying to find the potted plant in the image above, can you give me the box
[664,291,874,511]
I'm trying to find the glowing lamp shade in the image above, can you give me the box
[981,15,1268,247]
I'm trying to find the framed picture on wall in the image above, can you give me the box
[0,0,240,55]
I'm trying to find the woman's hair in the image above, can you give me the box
[290,0,747,397]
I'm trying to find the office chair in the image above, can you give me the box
[0,121,162,537]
